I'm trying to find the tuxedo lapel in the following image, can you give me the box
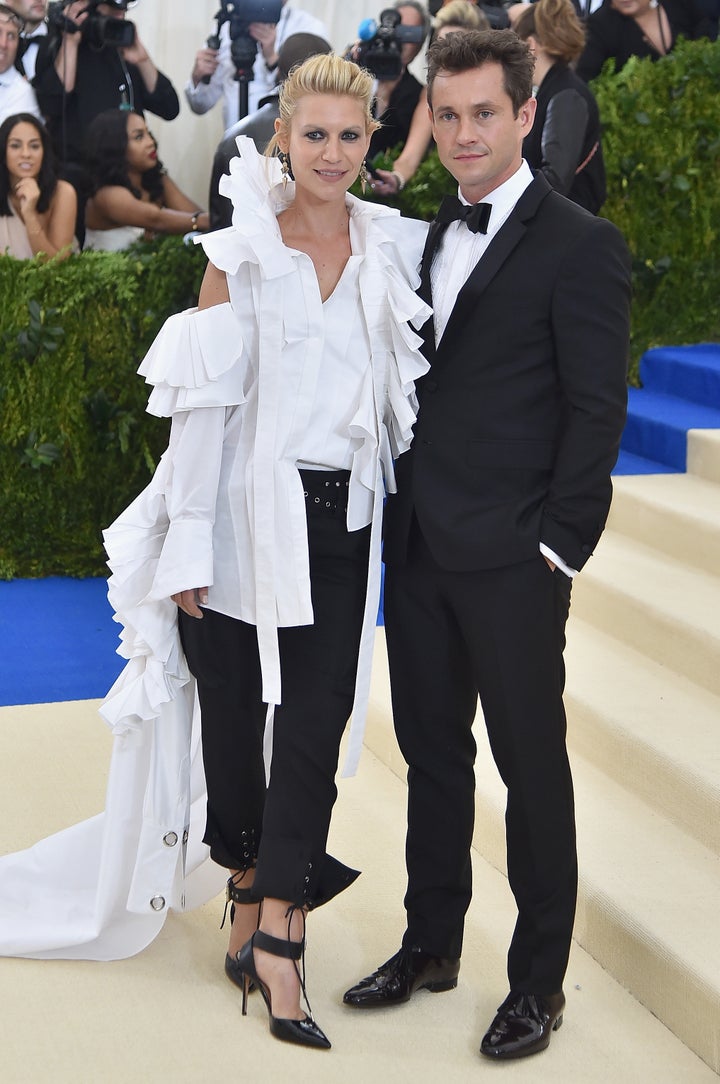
[418,219,451,363]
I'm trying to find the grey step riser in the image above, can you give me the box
[570,581,720,701]
[565,695,720,858]
[607,493,720,577]
[688,430,720,485]
[573,886,720,1077]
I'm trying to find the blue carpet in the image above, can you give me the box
[0,574,387,707]
[613,449,677,475]
[0,577,124,707]
[619,344,720,474]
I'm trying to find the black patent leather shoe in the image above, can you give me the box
[480,990,565,1059]
[343,946,460,1008]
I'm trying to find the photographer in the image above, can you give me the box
[360,1,431,162]
[185,0,328,130]
[33,0,179,170]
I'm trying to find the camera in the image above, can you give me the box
[355,9,425,81]
[48,0,137,49]
[210,0,283,77]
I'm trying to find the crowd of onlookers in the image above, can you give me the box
[1,0,718,260]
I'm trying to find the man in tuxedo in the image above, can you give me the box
[9,0,47,80]
[343,29,631,1060]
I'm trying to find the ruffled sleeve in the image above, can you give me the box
[139,303,247,417]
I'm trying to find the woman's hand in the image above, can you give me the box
[171,587,208,618]
[14,177,41,219]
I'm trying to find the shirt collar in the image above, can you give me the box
[457,160,533,231]
[0,66,22,85]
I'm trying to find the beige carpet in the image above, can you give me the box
[0,699,715,1083]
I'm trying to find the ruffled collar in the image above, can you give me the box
[209,134,418,275]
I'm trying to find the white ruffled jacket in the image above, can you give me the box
[0,139,430,961]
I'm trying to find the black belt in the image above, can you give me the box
[299,468,351,516]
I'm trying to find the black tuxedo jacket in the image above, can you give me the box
[383,173,632,574]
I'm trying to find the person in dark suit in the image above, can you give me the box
[576,0,716,82]
[343,28,631,1061]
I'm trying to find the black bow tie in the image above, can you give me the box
[436,195,491,234]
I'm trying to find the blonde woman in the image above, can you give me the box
[0,54,431,1054]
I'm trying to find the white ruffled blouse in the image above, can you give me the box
[102,137,430,777]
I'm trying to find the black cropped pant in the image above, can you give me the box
[179,470,370,909]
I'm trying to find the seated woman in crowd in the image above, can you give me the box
[83,109,209,251]
[576,0,716,82]
[370,0,488,199]
[0,112,77,260]
[515,0,606,213]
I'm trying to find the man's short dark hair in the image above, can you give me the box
[426,29,534,116]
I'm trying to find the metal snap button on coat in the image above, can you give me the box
[163,831,178,847]
[150,896,166,911]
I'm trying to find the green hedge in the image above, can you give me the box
[0,237,206,578]
[368,38,720,380]
[593,38,720,373]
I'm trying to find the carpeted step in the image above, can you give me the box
[622,388,720,471]
[468,739,720,1077]
[612,449,678,476]
[571,530,720,700]
[365,630,720,1075]
[640,344,720,407]
[564,617,720,856]
[608,473,720,576]
[688,428,720,484]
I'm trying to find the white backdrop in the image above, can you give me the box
[132,0,385,205]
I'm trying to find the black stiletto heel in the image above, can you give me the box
[235,923,331,1049]
[222,873,259,992]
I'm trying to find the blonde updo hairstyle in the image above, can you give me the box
[434,0,490,34]
[514,0,586,64]
[266,53,381,159]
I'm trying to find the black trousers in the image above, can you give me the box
[384,525,576,995]
[179,470,370,909]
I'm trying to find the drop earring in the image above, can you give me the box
[359,161,369,195]
[279,151,294,190]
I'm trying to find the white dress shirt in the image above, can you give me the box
[0,65,42,126]
[430,160,578,578]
